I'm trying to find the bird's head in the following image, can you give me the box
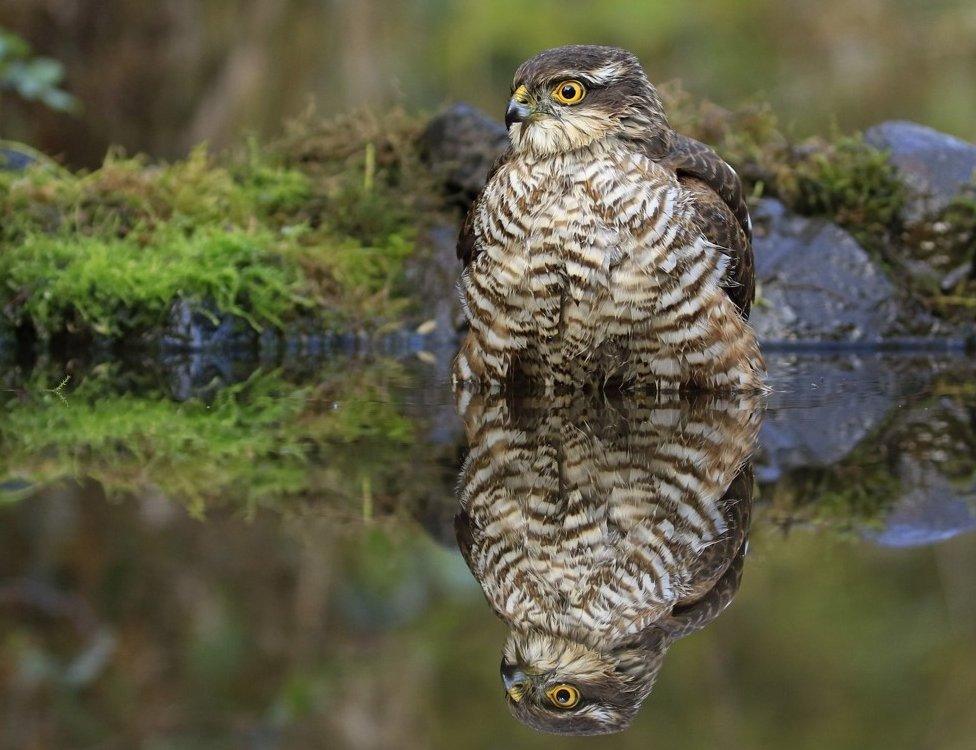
[499,628,667,736]
[505,45,671,157]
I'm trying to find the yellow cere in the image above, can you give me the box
[512,84,530,104]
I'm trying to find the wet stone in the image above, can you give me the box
[750,199,907,344]
[402,224,467,346]
[159,298,257,352]
[865,120,976,225]
[419,103,509,204]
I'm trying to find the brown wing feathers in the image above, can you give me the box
[660,134,752,240]
[658,134,755,318]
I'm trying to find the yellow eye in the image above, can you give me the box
[551,80,586,105]
[546,684,581,709]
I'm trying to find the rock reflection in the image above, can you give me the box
[454,391,764,735]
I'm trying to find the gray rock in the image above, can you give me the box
[750,199,905,343]
[864,120,976,224]
[419,104,509,203]
[0,143,40,171]
[158,298,256,352]
[402,224,465,347]
[756,353,900,482]
[865,456,976,547]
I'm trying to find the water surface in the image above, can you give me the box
[1,351,974,749]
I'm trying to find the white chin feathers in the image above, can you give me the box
[510,113,614,156]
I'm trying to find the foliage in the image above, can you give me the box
[0,227,308,337]
[0,28,77,113]
[0,361,419,516]
[781,136,906,254]
[663,83,906,253]
[0,109,441,342]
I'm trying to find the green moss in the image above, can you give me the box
[233,143,315,218]
[782,135,906,255]
[2,95,966,342]
[902,189,976,305]
[764,432,901,534]
[0,361,419,515]
[809,464,902,531]
[270,107,442,240]
[0,109,440,343]
[0,147,309,242]
[0,227,309,337]
[663,83,907,253]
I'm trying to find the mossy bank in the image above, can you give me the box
[2,95,973,351]
[660,84,976,326]
[0,358,446,519]
[0,109,443,350]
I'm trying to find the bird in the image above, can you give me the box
[453,45,765,392]
[454,390,764,735]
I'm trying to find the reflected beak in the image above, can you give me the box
[501,662,528,701]
[505,99,532,129]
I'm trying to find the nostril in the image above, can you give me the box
[500,662,527,691]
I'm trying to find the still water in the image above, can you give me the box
[1,350,974,749]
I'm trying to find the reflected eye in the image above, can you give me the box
[546,683,581,708]
[551,80,586,105]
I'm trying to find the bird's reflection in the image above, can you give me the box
[454,391,764,735]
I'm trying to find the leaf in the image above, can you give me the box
[0,31,30,61]
[39,87,79,113]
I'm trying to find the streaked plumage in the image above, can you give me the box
[454,45,764,392]
[455,390,764,735]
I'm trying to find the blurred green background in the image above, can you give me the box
[3,481,975,750]
[1,0,975,166]
[1,356,975,749]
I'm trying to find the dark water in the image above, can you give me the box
[1,350,975,749]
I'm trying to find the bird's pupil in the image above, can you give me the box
[562,85,575,98]
[557,689,570,703]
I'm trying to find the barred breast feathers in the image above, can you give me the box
[454,136,765,392]
[455,391,763,645]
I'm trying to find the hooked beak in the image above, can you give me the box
[505,99,532,129]
[505,84,533,129]
[501,662,529,701]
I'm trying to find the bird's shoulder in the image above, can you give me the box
[457,148,515,268]
[654,133,751,240]
[651,133,755,318]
